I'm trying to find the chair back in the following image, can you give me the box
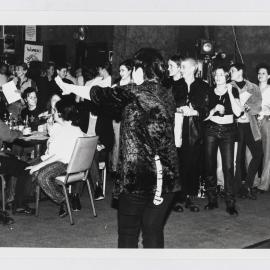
[66,136,98,178]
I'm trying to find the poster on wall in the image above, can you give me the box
[25,25,36,42]
[4,34,15,54]
[24,44,43,64]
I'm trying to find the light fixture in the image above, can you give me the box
[200,39,214,55]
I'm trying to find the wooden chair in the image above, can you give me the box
[35,136,99,225]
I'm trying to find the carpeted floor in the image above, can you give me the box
[1,180,270,248]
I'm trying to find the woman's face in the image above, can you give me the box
[258,68,269,84]
[168,60,180,77]
[15,66,27,78]
[51,94,61,110]
[119,65,131,80]
[26,92,37,108]
[214,69,227,85]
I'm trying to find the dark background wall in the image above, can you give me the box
[2,25,270,83]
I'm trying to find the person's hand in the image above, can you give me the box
[25,164,41,175]
[97,144,105,151]
[179,106,192,116]
[215,104,225,115]
[54,76,71,95]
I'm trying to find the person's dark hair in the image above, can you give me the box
[169,54,182,67]
[97,60,112,75]
[133,47,166,83]
[16,62,28,71]
[46,61,55,70]
[212,65,230,81]
[22,87,37,101]
[55,96,79,126]
[119,59,134,71]
[230,62,246,78]
[56,63,68,71]
[256,63,270,74]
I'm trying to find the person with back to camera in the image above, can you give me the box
[25,97,85,217]
[54,48,180,248]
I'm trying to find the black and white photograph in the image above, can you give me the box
[1,0,270,269]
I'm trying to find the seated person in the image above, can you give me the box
[21,87,43,131]
[0,119,35,217]
[25,97,85,217]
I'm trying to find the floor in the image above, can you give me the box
[1,181,270,248]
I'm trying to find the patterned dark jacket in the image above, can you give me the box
[90,81,180,196]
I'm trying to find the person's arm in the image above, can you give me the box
[25,154,60,174]
[227,85,242,117]
[55,76,92,100]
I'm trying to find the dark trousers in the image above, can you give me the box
[235,123,263,190]
[118,192,175,248]
[204,122,236,201]
[0,154,31,207]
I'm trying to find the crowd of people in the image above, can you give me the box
[0,47,270,248]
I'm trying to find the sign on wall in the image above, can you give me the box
[24,44,43,64]
[25,25,36,42]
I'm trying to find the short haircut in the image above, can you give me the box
[56,63,68,71]
[97,60,112,75]
[212,65,230,80]
[133,47,166,83]
[55,96,79,125]
[169,54,182,67]
[46,61,55,70]
[229,62,246,77]
[119,59,134,71]
[22,87,37,100]
[16,62,28,71]
[256,63,270,74]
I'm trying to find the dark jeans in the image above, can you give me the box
[118,192,175,248]
[204,122,236,201]
[235,123,263,190]
[0,154,31,208]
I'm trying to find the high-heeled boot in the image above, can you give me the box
[204,189,218,210]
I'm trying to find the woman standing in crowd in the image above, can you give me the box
[54,48,180,248]
[111,59,134,177]
[172,57,209,212]
[25,97,84,217]
[255,63,270,192]
[204,66,242,215]
[230,63,263,200]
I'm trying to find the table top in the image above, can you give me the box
[14,131,49,147]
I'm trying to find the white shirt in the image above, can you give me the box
[41,122,84,164]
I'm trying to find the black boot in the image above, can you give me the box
[185,196,200,212]
[204,189,218,210]
[172,202,184,212]
[225,199,238,216]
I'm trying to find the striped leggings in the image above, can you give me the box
[36,161,68,204]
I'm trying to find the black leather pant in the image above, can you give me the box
[204,121,236,202]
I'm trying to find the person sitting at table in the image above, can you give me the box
[0,118,35,216]
[25,97,85,217]
[21,87,43,131]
